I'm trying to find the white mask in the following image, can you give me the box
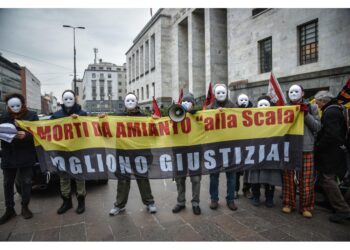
[214,85,227,102]
[237,94,249,107]
[62,92,75,108]
[288,85,303,102]
[181,101,193,111]
[257,99,271,108]
[7,97,22,113]
[124,94,137,110]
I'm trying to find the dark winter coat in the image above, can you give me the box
[315,99,347,177]
[207,99,235,109]
[118,106,146,117]
[0,110,39,169]
[51,104,87,119]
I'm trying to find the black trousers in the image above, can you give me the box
[2,167,32,208]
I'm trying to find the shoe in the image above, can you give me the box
[265,200,274,208]
[227,202,238,211]
[234,191,239,199]
[251,197,260,206]
[21,205,33,219]
[302,210,312,218]
[172,204,185,213]
[282,206,292,214]
[244,190,253,199]
[0,208,16,225]
[57,196,73,214]
[76,196,85,214]
[109,206,125,216]
[147,203,157,214]
[210,200,218,210]
[192,206,201,215]
[329,212,350,223]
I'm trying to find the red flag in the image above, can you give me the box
[152,96,161,118]
[177,88,184,104]
[203,82,215,110]
[267,72,286,106]
[336,78,350,105]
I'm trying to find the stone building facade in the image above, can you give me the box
[20,67,41,113]
[81,58,127,114]
[126,8,350,109]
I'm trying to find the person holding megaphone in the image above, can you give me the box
[172,93,202,215]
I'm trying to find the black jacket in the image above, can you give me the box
[207,99,235,109]
[0,110,39,169]
[118,107,146,117]
[315,99,347,177]
[51,104,87,119]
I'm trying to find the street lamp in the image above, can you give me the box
[62,25,85,94]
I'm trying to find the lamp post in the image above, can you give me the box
[63,25,85,94]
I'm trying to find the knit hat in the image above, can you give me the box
[182,93,195,105]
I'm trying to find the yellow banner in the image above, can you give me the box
[17,106,304,152]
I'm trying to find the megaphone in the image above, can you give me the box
[168,104,186,122]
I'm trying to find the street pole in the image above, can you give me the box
[63,25,85,94]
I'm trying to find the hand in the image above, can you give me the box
[98,113,107,118]
[218,107,224,112]
[71,114,79,119]
[152,114,160,119]
[15,131,26,140]
[299,103,308,116]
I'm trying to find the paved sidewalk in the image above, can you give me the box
[0,174,349,241]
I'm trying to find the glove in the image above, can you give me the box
[299,103,309,116]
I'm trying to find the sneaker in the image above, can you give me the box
[21,205,33,219]
[227,202,238,211]
[172,204,185,213]
[109,206,125,216]
[329,212,350,223]
[192,206,201,215]
[210,200,218,210]
[147,203,157,214]
[302,210,312,218]
[282,206,292,214]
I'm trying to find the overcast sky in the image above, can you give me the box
[0,8,154,102]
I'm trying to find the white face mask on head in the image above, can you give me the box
[181,101,193,111]
[7,97,22,113]
[288,85,303,102]
[124,94,137,110]
[257,99,271,108]
[214,85,227,102]
[62,92,75,108]
[237,94,249,107]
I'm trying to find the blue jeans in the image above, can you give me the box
[210,171,236,203]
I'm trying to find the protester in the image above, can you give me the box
[51,90,87,215]
[282,85,321,218]
[0,93,38,224]
[247,95,282,207]
[235,94,253,199]
[314,90,350,223]
[172,93,202,215]
[109,93,157,215]
[207,84,238,211]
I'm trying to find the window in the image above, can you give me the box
[128,57,132,81]
[108,81,112,94]
[119,96,123,100]
[137,89,139,99]
[152,82,155,97]
[92,73,96,78]
[99,67,103,70]
[100,73,104,78]
[141,87,144,100]
[150,34,155,70]
[136,49,139,78]
[92,80,97,99]
[91,66,96,70]
[107,67,111,70]
[145,40,149,72]
[132,54,135,80]
[118,89,122,93]
[252,8,267,16]
[118,82,122,86]
[299,19,318,65]
[259,37,272,73]
[108,74,111,78]
[140,45,144,76]
[146,84,149,99]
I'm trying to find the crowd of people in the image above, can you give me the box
[0,82,349,226]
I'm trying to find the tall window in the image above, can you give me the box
[299,19,318,65]
[145,40,149,73]
[146,84,149,99]
[140,45,144,76]
[137,89,139,100]
[107,81,112,95]
[132,54,135,80]
[136,49,139,78]
[259,37,272,73]
[92,80,97,100]
[141,87,144,100]
[128,57,132,82]
[108,74,111,78]
[92,73,96,78]
[150,34,155,70]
